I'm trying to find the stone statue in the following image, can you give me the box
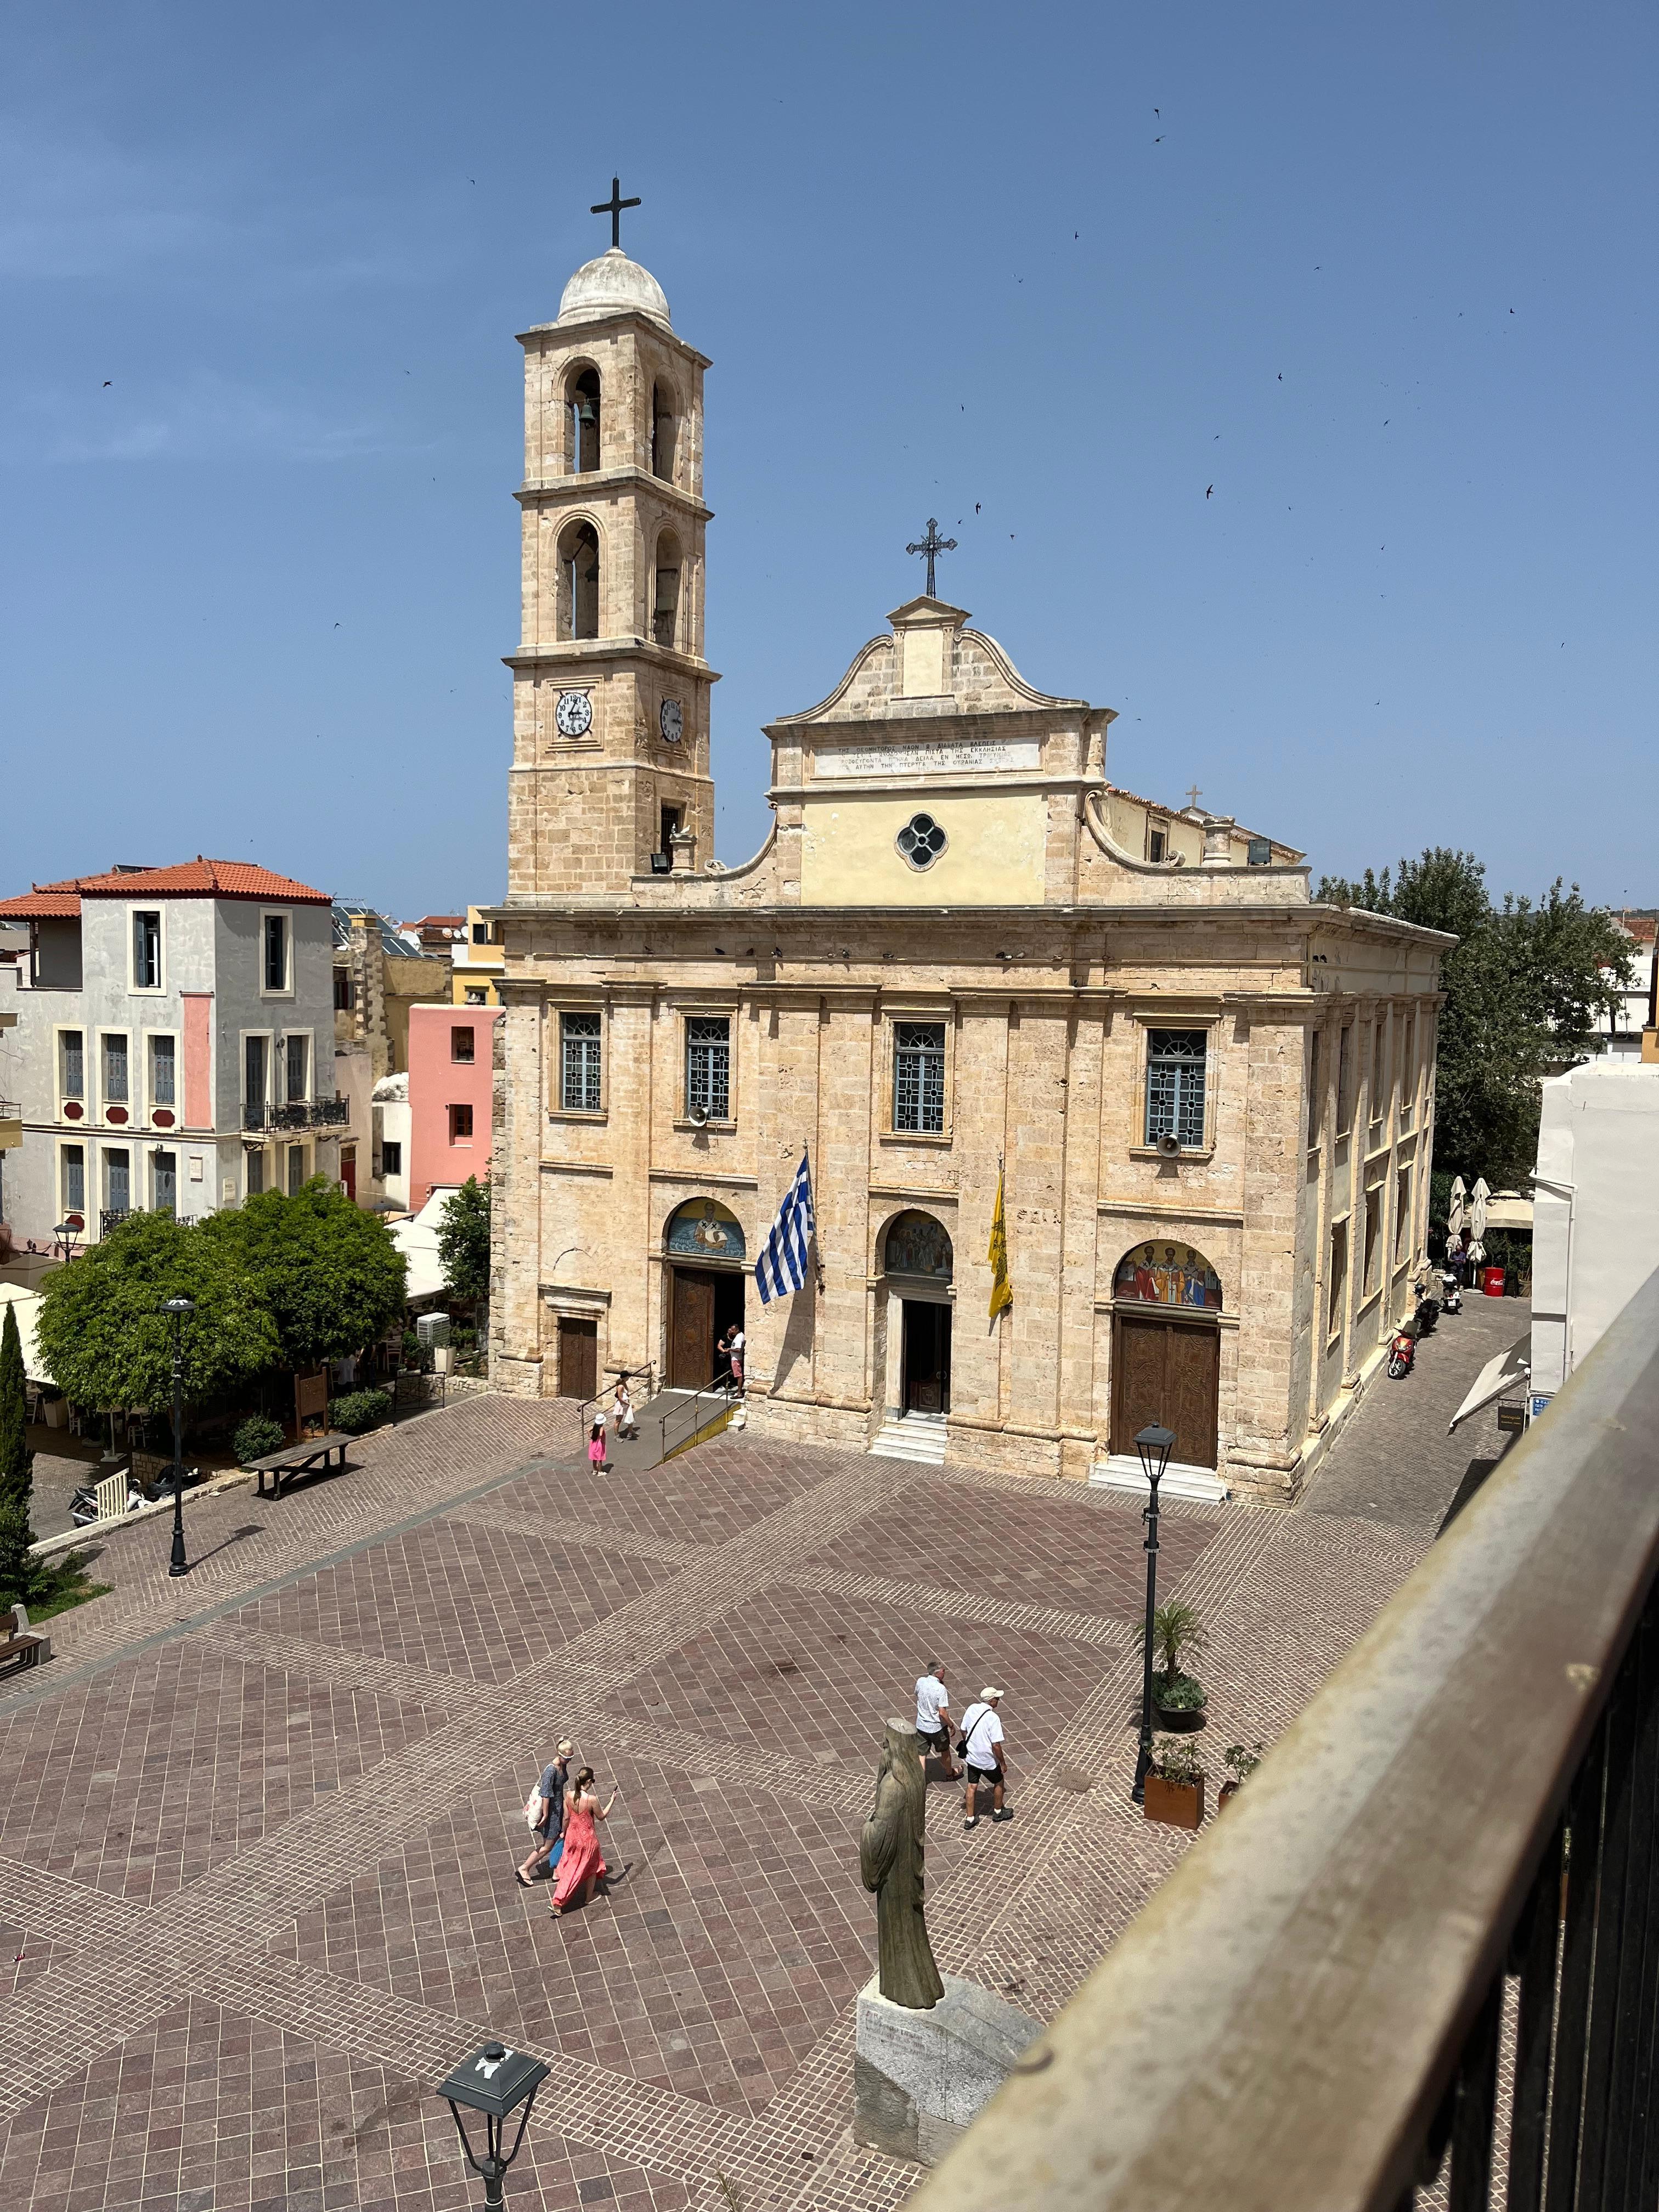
[860,1718,944,2010]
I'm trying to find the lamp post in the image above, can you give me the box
[1130,1421,1176,1804]
[52,1221,80,1263]
[162,1295,195,1579]
[437,2041,549,2209]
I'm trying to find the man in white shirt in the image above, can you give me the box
[959,1687,1009,1830]
[913,1662,960,1782]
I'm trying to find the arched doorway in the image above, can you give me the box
[665,1199,746,1388]
[1109,1240,1223,1470]
[884,1211,953,1415]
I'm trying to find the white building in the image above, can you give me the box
[1531,1059,1659,1402]
[1594,918,1657,1063]
[0,859,342,1249]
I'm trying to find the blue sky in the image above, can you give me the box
[3,2,1653,915]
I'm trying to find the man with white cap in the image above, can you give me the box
[957,1687,1009,1831]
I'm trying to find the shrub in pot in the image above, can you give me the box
[331,1388,393,1436]
[1218,1740,1264,1809]
[234,1414,284,1466]
[1143,1735,1206,1830]
[1151,1598,1209,1731]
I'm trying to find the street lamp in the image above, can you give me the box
[52,1221,80,1262]
[1130,1421,1177,1804]
[162,1296,195,1579]
[437,2041,550,2209]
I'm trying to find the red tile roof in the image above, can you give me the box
[0,859,330,917]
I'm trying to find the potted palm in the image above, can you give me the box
[1143,1735,1206,1830]
[1151,1599,1209,1733]
[1218,1740,1263,1809]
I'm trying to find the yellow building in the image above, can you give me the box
[452,907,505,1006]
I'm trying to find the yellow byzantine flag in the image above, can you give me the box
[988,1170,1013,1318]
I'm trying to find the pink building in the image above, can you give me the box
[407,1003,500,1211]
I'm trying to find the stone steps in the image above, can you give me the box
[868,1414,949,1466]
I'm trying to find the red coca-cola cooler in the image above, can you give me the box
[1482,1266,1506,1297]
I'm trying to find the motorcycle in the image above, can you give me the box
[1440,1268,1463,1316]
[1412,1279,1441,1338]
[67,1477,147,1528]
[1387,1328,1417,1379]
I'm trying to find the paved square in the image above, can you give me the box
[0,1304,1524,2211]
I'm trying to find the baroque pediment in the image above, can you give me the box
[769,600,1087,731]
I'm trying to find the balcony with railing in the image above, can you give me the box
[0,1098,20,1150]
[243,1094,351,1133]
[915,1266,1659,2212]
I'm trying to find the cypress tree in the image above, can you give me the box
[0,1304,35,1606]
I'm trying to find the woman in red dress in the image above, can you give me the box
[549,1768,617,1917]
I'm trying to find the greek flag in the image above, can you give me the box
[754,1148,816,1305]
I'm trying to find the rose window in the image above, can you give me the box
[896,812,947,869]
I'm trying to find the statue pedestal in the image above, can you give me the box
[853,1973,1042,2168]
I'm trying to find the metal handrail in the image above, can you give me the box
[913,1267,1659,2212]
[659,1367,740,1459]
[576,1363,654,1431]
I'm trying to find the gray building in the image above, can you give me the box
[0,859,342,1251]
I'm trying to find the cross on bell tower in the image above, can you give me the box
[906,519,957,599]
[590,176,641,250]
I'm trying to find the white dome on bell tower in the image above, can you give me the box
[557,246,672,329]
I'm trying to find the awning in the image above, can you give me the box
[1448,1334,1532,1435]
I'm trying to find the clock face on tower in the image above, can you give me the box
[659,698,684,744]
[554,690,592,739]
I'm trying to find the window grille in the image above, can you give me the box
[896,813,947,869]
[893,1022,946,1133]
[686,1017,730,1120]
[1144,1030,1207,1149]
[561,1013,602,1112]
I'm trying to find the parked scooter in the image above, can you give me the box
[1412,1274,1441,1339]
[1387,1327,1417,1379]
[1440,1267,1463,1316]
[67,1477,146,1528]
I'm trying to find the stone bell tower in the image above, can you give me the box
[505,198,718,899]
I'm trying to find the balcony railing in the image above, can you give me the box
[244,1095,350,1133]
[99,1209,129,1235]
[915,1265,1659,2212]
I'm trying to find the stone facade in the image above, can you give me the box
[486,250,1449,1503]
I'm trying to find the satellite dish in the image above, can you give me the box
[1157,1132,1182,1158]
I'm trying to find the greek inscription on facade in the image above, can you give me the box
[812,737,1042,780]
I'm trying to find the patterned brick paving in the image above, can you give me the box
[0,1339,1517,2211]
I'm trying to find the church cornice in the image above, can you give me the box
[515,467,712,523]
[503,639,720,684]
[517,313,712,371]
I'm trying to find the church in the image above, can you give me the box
[485,216,1449,1504]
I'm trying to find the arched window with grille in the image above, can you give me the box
[558,520,601,641]
[566,366,601,473]
[1144,1029,1208,1149]
[652,530,681,649]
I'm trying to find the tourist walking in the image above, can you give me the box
[914,1661,961,1782]
[959,1688,1010,1830]
[515,1741,573,1887]
[550,1767,618,1916]
[611,1377,639,1441]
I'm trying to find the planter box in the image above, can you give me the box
[1144,1774,1205,1830]
[1154,1702,1207,1735]
[1217,1780,1238,1810]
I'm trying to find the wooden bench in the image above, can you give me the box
[247,1431,353,1500]
[0,1602,50,1677]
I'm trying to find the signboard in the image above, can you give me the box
[813,737,1042,780]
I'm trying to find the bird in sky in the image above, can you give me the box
[1206,485,1214,499]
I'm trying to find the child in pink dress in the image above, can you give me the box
[588,1421,607,1475]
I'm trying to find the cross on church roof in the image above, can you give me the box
[1185,784,1204,810]
[905,518,957,599]
[590,176,642,251]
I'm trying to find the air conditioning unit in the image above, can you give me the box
[1157,1132,1183,1158]
[415,1312,451,1349]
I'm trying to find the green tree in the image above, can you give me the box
[437,1177,490,1304]
[201,1177,407,1370]
[1316,849,1632,1187]
[33,1211,280,1414]
[0,1304,35,1602]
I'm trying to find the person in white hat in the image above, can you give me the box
[958,1688,1009,1831]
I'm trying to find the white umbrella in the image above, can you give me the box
[1447,1176,1466,1244]
[1471,1177,1491,1244]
